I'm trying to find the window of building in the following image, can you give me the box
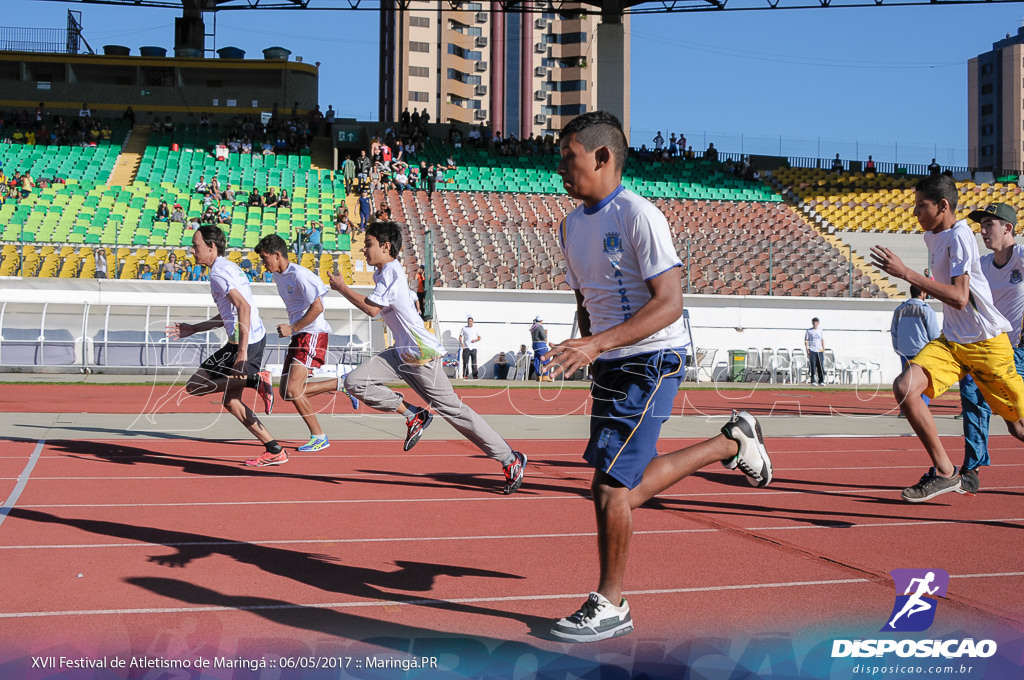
[409,66,430,78]
[981,103,993,116]
[981,63,993,75]
[541,58,556,68]
[449,95,482,109]
[410,16,430,27]
[981,145,993,157]
[981,123,993,135]
[549,79,586,92]
[979,83,993,95]
[410,41,430,53]
[409,91,429,102]
[446,68,481,85]
[448,44,482,60]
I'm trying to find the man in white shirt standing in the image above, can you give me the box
[459,316,481,379]
[256,234,340,454]
[804,317,826,385]
[167,226,283,465]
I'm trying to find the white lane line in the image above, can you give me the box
[15,484,1024,509]
[0,440,45,531]
[5,573,1023,620]
[5,518,1024,552]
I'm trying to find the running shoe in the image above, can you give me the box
[256,370,275,415]
[960,468,980,495]
[297,435,330,453]
[244,450,288,467]
[721,410,773,487]
[902,467,961,503]
[503,450,527,495]
[404,409,433,451]
[550,592,634,642]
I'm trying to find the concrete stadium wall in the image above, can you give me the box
[0,278,925,383]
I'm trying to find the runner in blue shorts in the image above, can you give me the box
[542,111,774,643]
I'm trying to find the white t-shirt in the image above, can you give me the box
[273,262,332,335]
[209,257,266,344]
[981,243,1024,347]
[558,186,686,360]
[805,327,825,352]
[924,219,1010,344]
[460,324,481,347]
[368,260,445,361]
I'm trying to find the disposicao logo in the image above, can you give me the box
[831,568,998,659]
[882,568,949,632]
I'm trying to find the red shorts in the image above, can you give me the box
[283,332,328,376]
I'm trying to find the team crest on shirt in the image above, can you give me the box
[603,232,624,255]
[1011,270,1022,285]
[287,284,294,295]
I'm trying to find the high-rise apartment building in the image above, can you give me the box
[969,26,1024,174]
[380,2,628,139]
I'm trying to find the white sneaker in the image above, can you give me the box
[721,410,773,487]
[550,592,634,642]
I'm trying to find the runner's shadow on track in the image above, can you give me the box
[43,440,345,485]
[125,578,583,660]
[6,508,554,635]
[18,423,220,443]
[353,468,591,497]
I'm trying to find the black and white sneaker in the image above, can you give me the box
[404,409,433,451]
[901,467,962,503]
[550,592,634,642]
[721,410,773,487]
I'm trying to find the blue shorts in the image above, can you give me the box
[584,348,686,489]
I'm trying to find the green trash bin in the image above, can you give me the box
[728,350,747,382]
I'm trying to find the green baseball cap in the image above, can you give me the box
[967,202,1017,226]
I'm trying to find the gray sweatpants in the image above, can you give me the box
[344,348,514,465]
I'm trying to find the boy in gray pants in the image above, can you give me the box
[328,221,527,494]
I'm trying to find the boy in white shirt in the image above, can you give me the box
[255,234,339,453]
[328,221,527,493]
[543,111,773,642]
[459,316,481,379]
[166,226,283,465]
[871,176,1024,502]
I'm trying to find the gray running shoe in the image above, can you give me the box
[721,410,773,487]
[550,592,634,642]
[901,467,962,503]
[959,468,979,495]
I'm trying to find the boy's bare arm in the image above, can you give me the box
[871,246,970,310]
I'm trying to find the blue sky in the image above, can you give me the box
[8,1,1024,165]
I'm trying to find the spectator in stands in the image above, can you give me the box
[162,253,182,281]
[427,164,439,199]
[201,205,219,225]
[408,163,420,191]
[459,317,481,379]
[493,351,510,380]
[194,176,209,195]
[139,264,154,280]
[156,200,170,221]
[163,116,175,134]
[278,190,291,209]
[369,163,382,192]
[151,115,162,133]
[19,172,34,198]
[241,138,252,154]
[94,248,108,279]
[199,112,210,127]
[928,158,941,176]
[393,163,410,194]
[248,188,264,208]
[79,103,91,119]
[342,154,356,193]
[325,105,335,126]
[170,203,185,223]
[358,190,373,233]
[305,221,324,259]
[292,223,307,257]
[831,154,843,172]
[218,205,232,224]
[704,143,717,161]
[223,184,236,202]
[356,150,372,184]
[263,188,279,208]
[684,146,695,160]
[123,105,135,126]
[100,122,112,141]
[865,155,876,172]
[653,131,664,151]
[208,177,221,199]
[514,344,530,378]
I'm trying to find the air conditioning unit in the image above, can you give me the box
[474,84,487,96]
[534,42,546,54]
[474,109,488,120]
[535,17,548,29]
[534,90,546,101]
[533,114,548,125]
[475,36,488,48]
[534,66,547,77]
[475,12,488,23]
[475,61,488,72]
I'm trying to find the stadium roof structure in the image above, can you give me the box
[40,0,1024,13]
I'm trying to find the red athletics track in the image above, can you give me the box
[0,382,964,417]
[1,421,1023,678]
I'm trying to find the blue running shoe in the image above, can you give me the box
[297,435,330,453]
